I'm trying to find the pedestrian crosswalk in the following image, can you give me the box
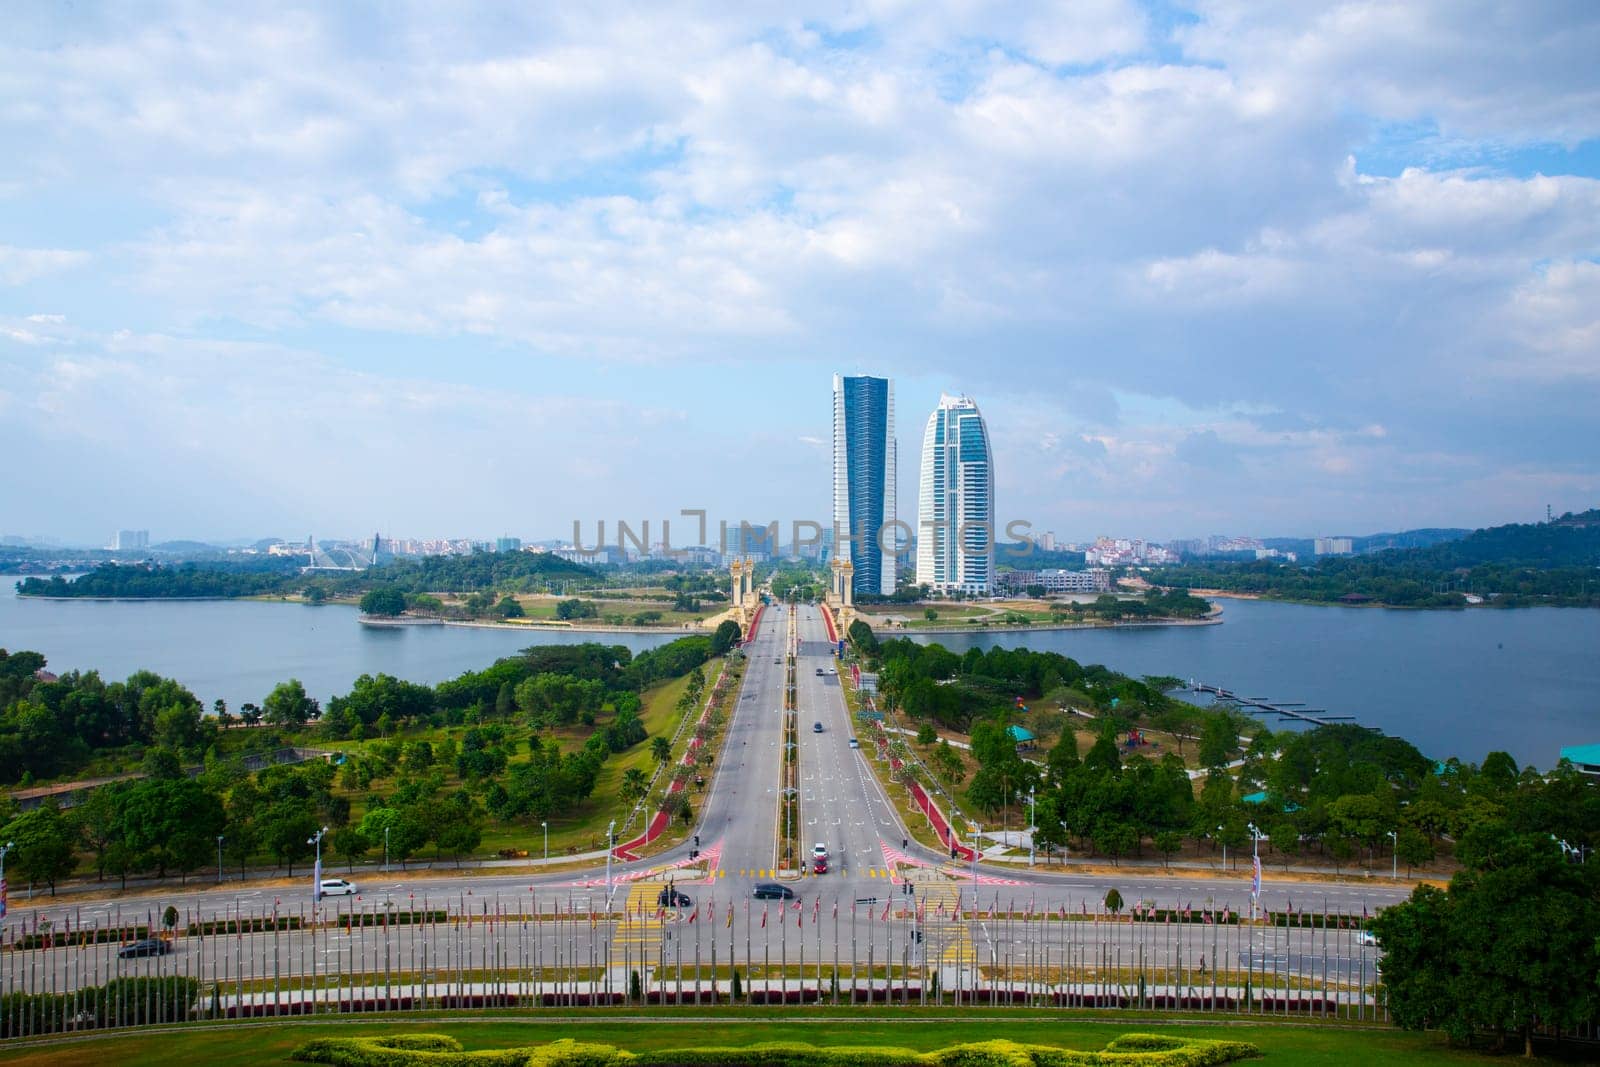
[612,883,674,946]
[729,867,894,879]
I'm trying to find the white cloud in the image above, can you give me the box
[0,245,87,285]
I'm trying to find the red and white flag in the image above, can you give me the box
[880,900,891,922]
[760,906,768,929]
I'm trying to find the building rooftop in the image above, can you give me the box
[1560,744,1600,769]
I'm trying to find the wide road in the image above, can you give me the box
[11,600,1408,936]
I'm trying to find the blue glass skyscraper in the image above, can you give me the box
[832,374,897,597]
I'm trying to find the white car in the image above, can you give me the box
[1356,930,1377,947]
[848,737,859,748]
[319,878,357,897]
[811,843,829,861]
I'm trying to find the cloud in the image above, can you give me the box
[0,245,87,285]
[1,2,1597,538]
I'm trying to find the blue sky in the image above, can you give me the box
[2,1,1597,545]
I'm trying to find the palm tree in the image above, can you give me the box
[651,736,673,765]
[620,768,649,806]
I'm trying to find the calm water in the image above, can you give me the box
[2,583,1595,767]
[0,583,674,715]
[904,598,1600,768]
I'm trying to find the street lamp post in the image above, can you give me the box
[0,841,14,928]
[1217,825,1226,871]
[542,821,548,861]
[1028,786,1036,867]
[216,834,224,884]
[1247,822,1261,919]
[1387,830,1398,880]
[308,825,328,900]
[971,823,980,884]
[606,819,616,906]
[384,826,390,872]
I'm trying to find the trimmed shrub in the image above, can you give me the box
[292,1035,1261,1067]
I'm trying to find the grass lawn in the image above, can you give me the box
[0,1009,1556,1065]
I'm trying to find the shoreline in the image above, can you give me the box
[864,614,1223,636]
[359,614,707,635]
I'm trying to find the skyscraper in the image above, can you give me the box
[916,394,994,595]
[832,374,897,596]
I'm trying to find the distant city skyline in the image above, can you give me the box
[3,5,1596,543]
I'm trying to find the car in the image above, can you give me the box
[658,887,693,908]
[319,878,357,896]
[117,938,171,959]
[753,883,794,900]
[815,668,823,676]
[829,668,837,675]
[812,721,823,732]
[812,854,828,874]
[775,659,782,664]
[848,737,859,748]
[811,842,828,860]
[1356,930,1378,947]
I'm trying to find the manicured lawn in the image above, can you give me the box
[0,1009,1550,1065]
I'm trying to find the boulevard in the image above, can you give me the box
[1,604,1396,1018]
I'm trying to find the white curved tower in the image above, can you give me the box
[916,394,994,595]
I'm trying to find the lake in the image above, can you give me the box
[0,583,675,716]
[2,582,1595,768]
[901,598,1600,768]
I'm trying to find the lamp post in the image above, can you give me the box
[384,826,390,872]
[606,819,616,906]
[308,825,328,900]
[971,823,980,884]
[0,841,14,928]
[1247,822,1261,920]
[542,821,548,861]
[1387,829,1398,880]
[1028,786,1036,867]
[216,834,224,884]
[1217,825,1226,871]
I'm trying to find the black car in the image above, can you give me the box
[658,888,693,908]
[753,883,794,900]
[117,938,172,959]
[812,721,823,733]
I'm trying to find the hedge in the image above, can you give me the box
[292,1034,1261,1067]
[337,910,449,928]
[10,925,150,951]
[0,977,199,1037]
[187,916,303,936]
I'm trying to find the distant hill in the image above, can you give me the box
[1262,528,1471,558]
[148,539,226,555]
[1160,508,1600,608]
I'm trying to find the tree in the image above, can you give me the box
[651,736,673,765]
[1197,713,1238,769]
[923,607,938,621]
[2,805,77,894]
[262,679,320,728]
[620,767,649,807]
[1103,887,1124,915]
[709,620,742,657]
[916,722,938,746]
[359,588,406,616]
[495,595,525,618]
[1154,831,1183,871]
[1395,828,1434,876]
[330,826,370,872]
[1375,827,1600,1055]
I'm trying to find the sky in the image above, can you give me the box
[2,1,1598,546]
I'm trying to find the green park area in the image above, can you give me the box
[0,1010,1547,1066]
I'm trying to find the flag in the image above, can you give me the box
[1362,904,1369,919]
[727,905,734,929]
[1251,853,1262,899]
[1058,904,1067,921]
[881,900,891,922]
[760,906,768,929]
[1222,907,1230,924]
[313,854,323,902]
[688,907,698,924]
[0,875,7,925]
[1203,910,1212,925]
[832,900,838,919]
[814,898,821,922]
[1164,909,1170,925]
